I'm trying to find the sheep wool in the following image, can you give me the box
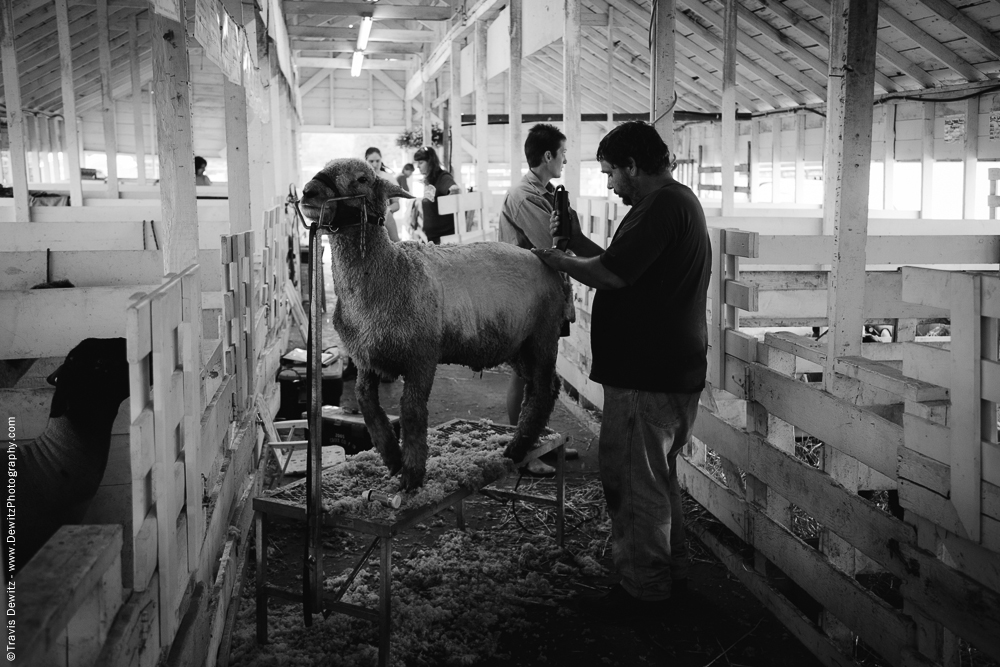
[300,158,571,490]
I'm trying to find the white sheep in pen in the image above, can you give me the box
[7,337,130,574]
[300,158,573,489]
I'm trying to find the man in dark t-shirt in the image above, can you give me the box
[533,121,711,620]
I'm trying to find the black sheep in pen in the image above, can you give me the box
[6,337,130,576]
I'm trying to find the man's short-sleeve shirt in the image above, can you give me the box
[498,171,557,250]
[590,181,711,394]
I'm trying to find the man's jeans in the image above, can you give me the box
[599,386,701,601]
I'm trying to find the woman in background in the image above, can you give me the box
[365,147,401,242]
[413,146,460,244]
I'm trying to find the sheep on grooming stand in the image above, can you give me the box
[7,337,130,575]
[299,158,573,490]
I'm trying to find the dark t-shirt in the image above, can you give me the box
[421,171,457,240]
[590,181,711,394]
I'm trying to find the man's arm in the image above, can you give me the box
[530,248,627,290]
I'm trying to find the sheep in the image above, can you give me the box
[299,158,573,490]
[7,337,130,575]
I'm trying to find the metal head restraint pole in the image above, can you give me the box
[305,219,325,620]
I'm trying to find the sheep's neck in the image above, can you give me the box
[54,403,123,451]
[326,227,397,342]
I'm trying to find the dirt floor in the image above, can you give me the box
[224,240,825,667]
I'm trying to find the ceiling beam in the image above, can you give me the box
[296,56,413,70]
[298,69,330,96]
[677,11,805,105]
[676,32,780,108]
[674,55,764,112]
[749,0,932,88]
[282,2,453,20]
[679,0,827,100]
[287,26,437,42]
[877,2,986,81]
[291,40,419,54]
[915,0,1000,61]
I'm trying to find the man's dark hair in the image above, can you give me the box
[596,121,671,174]
[403,163,414,172]
[194,156,207,171]
[524,124,567,168]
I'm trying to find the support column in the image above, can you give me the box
[883,103,896,210]
[795,112,806,203]
[563,0,582,195]
[720,0,737,216]
[750,119,761,202]
[771,118,781,203]
[963,96,979,219]
[822,0,879,373]
[151,0,199,273]
[449,41,462,174]
[921,102,935,218]
[0,0,29,218]
[56,0,82,203]
[271,72,286,196]
[509,0,523,185]
[422,54,433,147]
[650,0,676,144]
[820,0,879,649]
[97,0,119,198]
[224,0,252,233]
[606,7,615,135]
[129,15,147,186]
[474,21,489,198]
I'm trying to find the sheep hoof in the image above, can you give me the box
[503,442,530,464]
[399,467,425,491]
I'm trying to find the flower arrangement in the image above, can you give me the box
[395,124,444,149]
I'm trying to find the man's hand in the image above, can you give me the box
[531,247,568,269]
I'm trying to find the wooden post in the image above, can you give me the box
[129,15,147,186]
[25,115,40,183]
[795,112,806,203]
[883,103,896,210]
[750,119,761,203]
[422,58,432,147]
[271,74,286,197]
[474,21,489,199]
[963,96,979,219]
[39,116,53,183]
[509,0,523,187]
[329,69,342,128]
[650,0,676,144]
[820,0,878,648]
[97,0,119,198]
[0,0,30,219]
[52,118,65,181]
[771,117,781,203]
[449,41,462,175]
[822,0,879,376]
[245,30,266,245]
[606,7,615,135]
[150,0,200,273]
[564,0,582,196]
[921,102,935,218]
[224,0,252,234]
[720,0,737,216]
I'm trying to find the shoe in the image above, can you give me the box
[579,584,671,621]
[541,447,580,463]
[521,458,556,476]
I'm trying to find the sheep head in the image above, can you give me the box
[47,338,130,422]
[300,158,413,230]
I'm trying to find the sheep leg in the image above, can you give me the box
[503,350,560,462]
[355,368,403,476]
[397,370,434,490]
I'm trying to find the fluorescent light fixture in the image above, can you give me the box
[351,50,364,77]
[356,16,373,51]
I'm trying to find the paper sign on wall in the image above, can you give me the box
[194,0,222,68]
[151,0,181,22]
[990,112,1000,141]
[944,115,965,143]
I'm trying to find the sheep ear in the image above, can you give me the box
[48,367,70,417]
